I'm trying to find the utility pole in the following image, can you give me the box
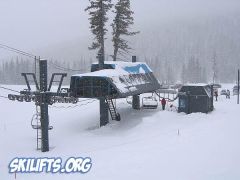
[98,54,109,126]
[132,56,140,110]
[238,69,239,105]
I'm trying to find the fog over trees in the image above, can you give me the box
[0,0,240,84]
[135,14,240,83]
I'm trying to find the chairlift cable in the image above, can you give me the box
[0,43,36,59]
[154,91,178,102]
[0,95,8,99]
[49,99,97,109]
[48,61,85,72]
[0,86,20,93]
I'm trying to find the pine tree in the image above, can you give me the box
[111,0,139,61]
[85,0,113,58]
[212,52,218,84]
[187,56,195,83]
[195,58,201,83]
[181,64,187,84]
[201,67,207,83]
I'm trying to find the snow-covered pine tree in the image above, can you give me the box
[85,0,113,58]
[111,0,139,61]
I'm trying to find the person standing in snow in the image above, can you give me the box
[227,90,231,99]
[214,90,218,101]
[161,98,166,110]
[225,91,228,99]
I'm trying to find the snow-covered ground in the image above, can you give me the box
[0,84,240,180]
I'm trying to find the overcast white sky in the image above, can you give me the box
[0,0,239,58]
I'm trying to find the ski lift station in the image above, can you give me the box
[178,84,214,114]
[6,58,215,152]
[70,61,161,99]
[7,59,162,152]
[68,60,161,127]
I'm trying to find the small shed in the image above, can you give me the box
[178,84,214,114]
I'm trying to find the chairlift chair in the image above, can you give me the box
[31,114,53,130]
[126,96,133,105]
[142,96,158,109]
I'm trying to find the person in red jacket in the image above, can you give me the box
[161,98,166,110]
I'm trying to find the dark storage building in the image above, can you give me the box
[178,84,214,114]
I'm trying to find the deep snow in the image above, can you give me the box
[0,84,240,180]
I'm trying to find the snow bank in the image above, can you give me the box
[0,84,240,180]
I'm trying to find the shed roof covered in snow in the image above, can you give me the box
[70,61,160,98]
[73,61,152,78]
[179,84,212,97]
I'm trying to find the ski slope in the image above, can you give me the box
[0,84,240,180]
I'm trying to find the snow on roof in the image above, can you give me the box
[72,68,128,77]
[73,61,152,78]
[71,61,158,94]
[181,84,212,97]
[95,61,152,73]
[92,60,150,67]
